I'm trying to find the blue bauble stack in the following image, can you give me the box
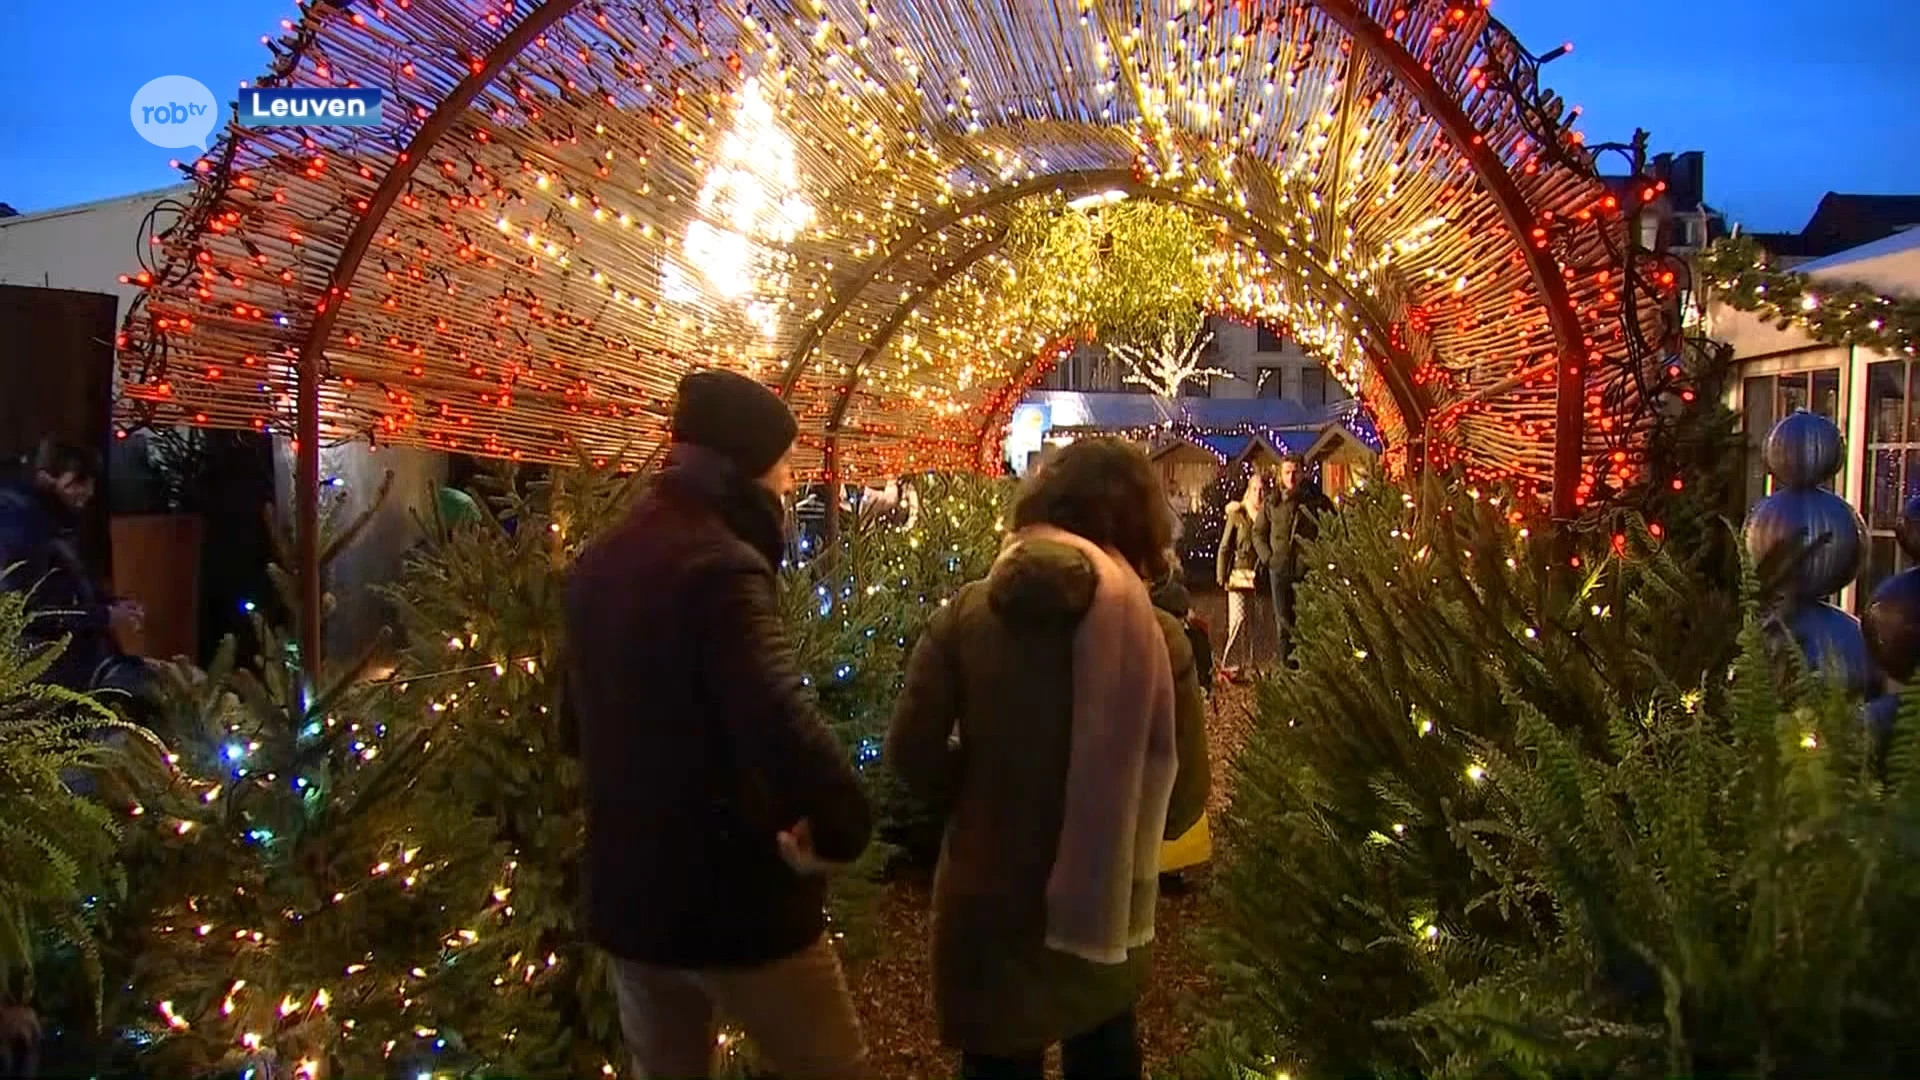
[1743,411,1878,699]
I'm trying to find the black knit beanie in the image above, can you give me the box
[670,369,799,478]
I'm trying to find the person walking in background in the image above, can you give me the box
[1148,547,1214,884]
[0,439,151,705]
[1150,548,1213,693]
[564,370,873,1080]
[1213,470,1264,680]
[1255,454,1336,667]
[886,438,1209,1080]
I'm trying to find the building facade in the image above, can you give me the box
[1038,313,1353,408]
[1716,227,1920,614]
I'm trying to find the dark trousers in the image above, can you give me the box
[959,1010,1141,1080]
[1271,570,1299,665]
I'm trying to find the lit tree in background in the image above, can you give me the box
[1110,319,1232,399]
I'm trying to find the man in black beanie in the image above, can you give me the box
[566,369,872,1078]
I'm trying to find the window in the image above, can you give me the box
[1040,346,1147,393]
[1255,324,1287,353]
[1862,360,1920,609]
[1742,368,1842,509]
[1255,366,1285,399]
[1302,366,1329,407]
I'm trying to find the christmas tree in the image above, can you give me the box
[781,472,1014,869]
[379,465,1011,1071]
[81,474,513,1080]
[378,462,646,1078]
[1194,472,1748,1078]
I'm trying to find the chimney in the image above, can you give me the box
[1669,151,1705,211]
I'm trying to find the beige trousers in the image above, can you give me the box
[610,934,870,1079]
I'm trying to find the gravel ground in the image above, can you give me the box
[845,679,1260,1078]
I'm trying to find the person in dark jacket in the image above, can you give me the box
[0,440,149,700]
[565,370,874,1080]
[1254,454,1336,666]
[1150,550,1212,690]
[887,438,1209,1080]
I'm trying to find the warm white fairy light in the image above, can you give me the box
[666,76,816,338]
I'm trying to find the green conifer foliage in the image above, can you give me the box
[1396,624,1920,1078]
[1200,473,1744,1078]
[781,473,1014,868]
[380,462,646,1078]
[378,467,1011,1073]
[0,588,156,1017]
[89,475,508,1080]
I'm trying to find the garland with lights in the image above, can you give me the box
[1698,235,1920,358]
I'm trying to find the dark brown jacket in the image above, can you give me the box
[885,538,1209,1055]
[1255,482,1336,580]
[565,446,871,968]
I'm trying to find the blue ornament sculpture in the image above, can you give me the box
[1744,489,1866,602]
[1744,410,1877,698]
[1764,410,1845,490]
[1786,602,1878,697]
[1864,495,1920,684]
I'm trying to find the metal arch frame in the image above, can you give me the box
[1309,0,1589,518]
[290,0,582,674]
[782,168,1433,456]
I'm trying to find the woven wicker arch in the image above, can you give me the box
[789,170,1436,459]
[118,0,1674,557]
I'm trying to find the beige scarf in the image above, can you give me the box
[1006,526,1179,965]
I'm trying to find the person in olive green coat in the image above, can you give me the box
[886,439,1210,1080]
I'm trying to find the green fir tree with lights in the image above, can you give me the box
[1184,457,1920,1078]
[77,475,513,1080]
[1188,474,1744,1077]
[377,461,647,1078]
[781,472,1016,874]
[374,464,1013,1071]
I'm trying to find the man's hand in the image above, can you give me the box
[776,819,847,877]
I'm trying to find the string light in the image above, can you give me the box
[114,0,1667,504]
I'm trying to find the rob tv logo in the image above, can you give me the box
[130,76,383,150]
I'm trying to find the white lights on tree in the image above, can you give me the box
[1111,322,1234,399]
[664,77,815,335]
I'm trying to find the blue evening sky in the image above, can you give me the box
[2,0,1914,231]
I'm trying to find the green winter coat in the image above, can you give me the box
[885,537,1210,1056]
